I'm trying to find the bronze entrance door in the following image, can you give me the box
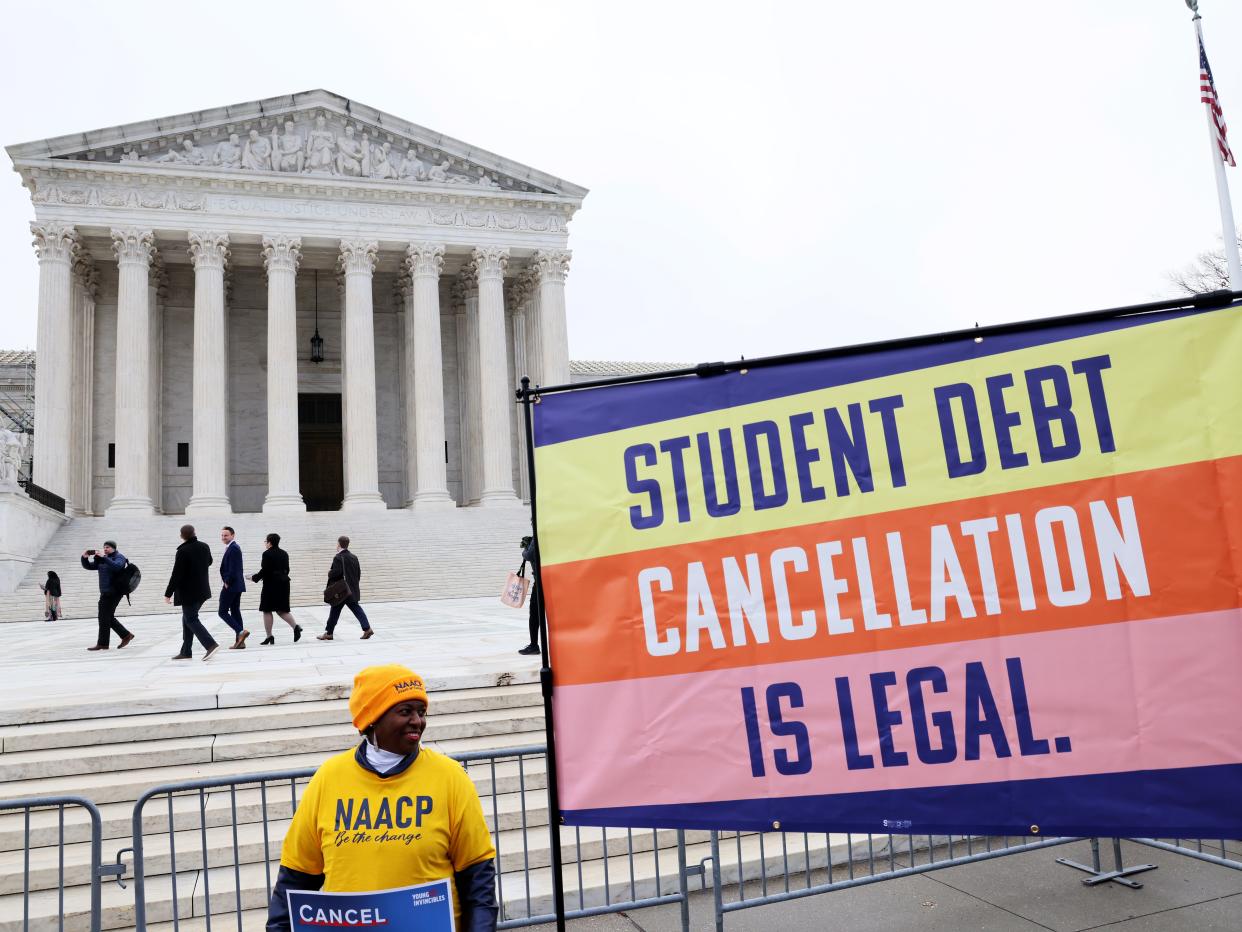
[298,393,343,511]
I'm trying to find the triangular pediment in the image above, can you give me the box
[6,89,586,199]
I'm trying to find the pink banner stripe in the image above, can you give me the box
[554,610,1242,811]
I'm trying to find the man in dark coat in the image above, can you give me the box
[217,526,250,649]
[81,540,135,651]
[317,535,374,640]
[164,524,220,661]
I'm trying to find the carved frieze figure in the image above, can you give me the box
[272,122,304,173]
[120,148,144,163]
[370,141,396,180]
[155,139,207,165]
[336,125,366,177]
[0,429,27,489]
[304,115,335,173]
[476,174,501,190]
[427,160,451,182]
[213,133,243,169]
[398,147,425,181]
[242,128,272,171]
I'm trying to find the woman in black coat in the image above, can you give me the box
[251,533,301,645]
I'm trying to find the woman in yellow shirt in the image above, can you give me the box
[267,664,498,931]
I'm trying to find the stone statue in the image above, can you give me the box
[370,141,396,180]
[427,160,451,183]
[304,115,335,173]
[398,147,425,181]
[242,128,272,171]
[476,174,501,190]
[0,429,27,489]
[155,139,207,165]
[272,122,304,173]
[120,148,144,163]
[212,134,243,169]
[336,125,366,177]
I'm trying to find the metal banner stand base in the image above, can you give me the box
[1056,838,1158,888]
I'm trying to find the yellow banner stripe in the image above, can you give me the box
[537,311,1242,566]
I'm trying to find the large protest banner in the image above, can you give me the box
[532,304,1242,838]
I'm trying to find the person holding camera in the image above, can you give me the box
[81,541,135,652]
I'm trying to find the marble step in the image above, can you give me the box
[0,683,540,753]
[0,748,548,854]
[0,727,547,842]
[0,668,540,728]
[0,705,543,783]
[0,777,559,895]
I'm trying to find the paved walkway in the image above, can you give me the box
[4,601,1239,929]
[566,839,1242,930]
[0,596,541,724]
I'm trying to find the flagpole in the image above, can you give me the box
[1189,1,1242,289]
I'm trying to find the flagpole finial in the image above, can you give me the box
[1185,0,1199,15]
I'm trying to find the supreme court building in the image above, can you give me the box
[8,90,585,515]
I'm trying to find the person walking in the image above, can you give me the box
[317,535,374,640]
[252,532,301,645]
[164,524,220,661]
[517,535,541,656]
[265,664,498,931]
[217,526,250,649]
[81,541,135,651]
[39,571,62,622]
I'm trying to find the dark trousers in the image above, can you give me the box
[217,589,244,635]
[527,582,542,648]
[96,590,132,647]
[179,600,219,656]
[326,598,371,633]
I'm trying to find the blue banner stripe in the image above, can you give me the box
[560,763,1242,837]
[535,308,1213,448]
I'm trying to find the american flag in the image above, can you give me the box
[1200,36,1236,167]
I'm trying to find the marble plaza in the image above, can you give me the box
[0,596,540,727]
[8,89,586,517]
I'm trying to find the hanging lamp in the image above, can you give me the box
[310,268,324,364]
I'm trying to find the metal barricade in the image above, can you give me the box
[0,795,115,932]
[128,745,692,931]
[705,828,1078,929]
[1131,837,1242,871]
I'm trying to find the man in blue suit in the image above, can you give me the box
[218,526,250,649]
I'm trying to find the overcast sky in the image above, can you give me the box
[1,0,1238,365]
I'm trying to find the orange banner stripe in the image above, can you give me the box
[544,455,1242,686]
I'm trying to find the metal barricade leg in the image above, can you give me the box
[1056,837,1158,888]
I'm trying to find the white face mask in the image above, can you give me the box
[364,733,407,773]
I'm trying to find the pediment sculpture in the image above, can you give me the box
[106,113,513,191]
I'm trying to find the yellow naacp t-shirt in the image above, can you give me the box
[281,746,496,924]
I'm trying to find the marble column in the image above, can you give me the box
[508,280,531,503]
[106,228,156,515]
[338,239,386,511]
[457,273,483,505]
[262,235,306,512]
[30,222,78,500]
[148,257,166,514]
[472,247,519,505]
[70,259,96,515]
[534,249,572,385]
[405,243,454,509]
[521,267,544,387]
[185,232,232,514]
[452,283,471,505]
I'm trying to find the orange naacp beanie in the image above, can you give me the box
[349,664,430,732]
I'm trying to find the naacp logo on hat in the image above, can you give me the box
[393,679,424,693]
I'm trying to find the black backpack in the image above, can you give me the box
[113,561,142,604]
